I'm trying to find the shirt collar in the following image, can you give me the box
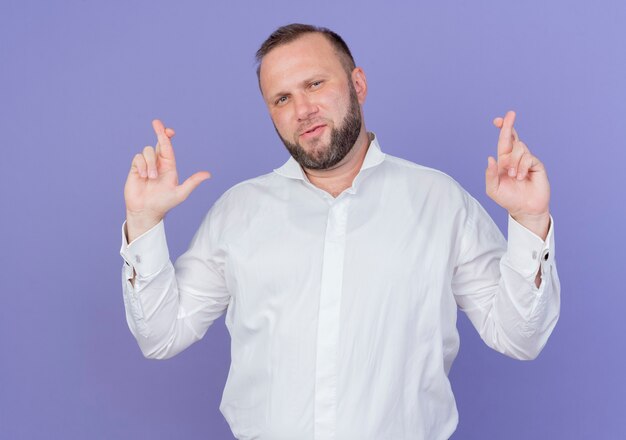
[273,132,386,181]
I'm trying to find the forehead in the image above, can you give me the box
[259,33,345,95]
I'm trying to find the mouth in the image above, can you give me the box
[299,124,326,138]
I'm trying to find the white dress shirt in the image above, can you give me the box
[119,134,560,440]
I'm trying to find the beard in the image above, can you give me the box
[274,82,362,170]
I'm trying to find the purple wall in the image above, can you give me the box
[2,0,624,438]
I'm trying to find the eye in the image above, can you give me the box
[275,96,288,105]
[310,80,323,89]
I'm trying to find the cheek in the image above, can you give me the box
[322,90,349,122]
[270,109,289,129]
[271,109,298,139]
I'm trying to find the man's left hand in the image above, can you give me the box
[486,110,551,240]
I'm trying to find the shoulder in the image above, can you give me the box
[380,152,499,235]
[380,152,470,201]
[219,171,278,202]
[202,170,282,223]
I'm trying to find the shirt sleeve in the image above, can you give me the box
[451,195,560,360]
[119,209,231,360]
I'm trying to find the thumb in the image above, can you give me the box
[176,171,212,201]
[485,156,499,197]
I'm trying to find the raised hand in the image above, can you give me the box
[485,111,551,240]
[124,119,211,242]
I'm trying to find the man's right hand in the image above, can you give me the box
[124,119,211,243]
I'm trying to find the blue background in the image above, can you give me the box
[2,0,624,438]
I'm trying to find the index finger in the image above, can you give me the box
[497,110,516,157]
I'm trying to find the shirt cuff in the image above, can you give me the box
[505,214,555,279]
[119,219,170,278]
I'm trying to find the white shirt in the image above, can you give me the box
[120,134,560,440]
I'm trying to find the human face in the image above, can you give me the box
[259,33,365,170]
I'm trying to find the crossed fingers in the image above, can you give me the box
[153,120,176,161]
[131,119,176,179]
[493,111,543,181]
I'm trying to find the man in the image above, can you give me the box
[120,24,559,440]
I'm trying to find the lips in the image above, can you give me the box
[300,124,326,137]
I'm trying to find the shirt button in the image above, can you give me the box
[541,250,550,261]
[135,255,142,264]
[532,251,538,260]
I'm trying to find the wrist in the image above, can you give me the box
[510,211,551,241]
[125,211,162,243]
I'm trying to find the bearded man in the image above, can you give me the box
[120,23,560,440]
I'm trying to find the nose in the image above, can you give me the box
[293,93,318,121]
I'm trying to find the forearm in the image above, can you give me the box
[485,258,560,359]
[119,215,230,359]
[454,209,560,360]
[120,219,201,359]
[487,215,559,358]
[122,262,202,359]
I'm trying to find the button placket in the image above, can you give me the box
[314,197,350,440]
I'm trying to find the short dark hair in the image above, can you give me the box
[255,23,356,81]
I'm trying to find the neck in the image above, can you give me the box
[303,128,371,198]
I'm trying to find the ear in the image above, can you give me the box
[351,67,368,104]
